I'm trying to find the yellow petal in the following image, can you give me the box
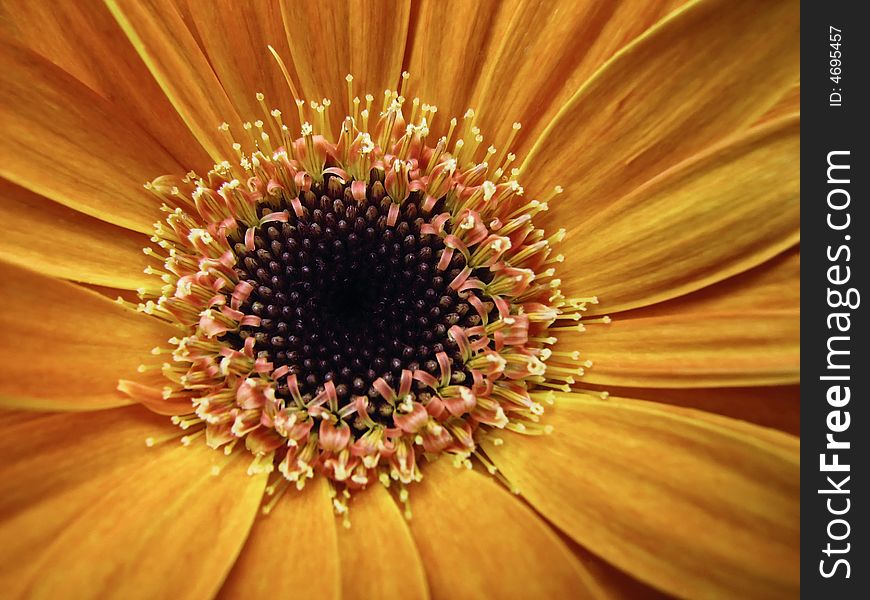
[405,0,509,126]
[187,0,300,126]
[0,38,180,234]
[0,0,211,170]
[5,418,266,599]
[407,459,605,599]
[484,393,799,599]
[106,0,248,163]
[218,478,340,600]
[522,0,799,221]
[566,247,799,387]
[338,485,429,600]
[0,261,174,411]
[0,179,154,289]
[556,115,799,313]
[473,0,688,158]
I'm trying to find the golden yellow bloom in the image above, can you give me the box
[0,0,799,599]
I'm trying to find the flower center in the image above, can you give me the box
[121,69,600,516]
[225,174,485,429]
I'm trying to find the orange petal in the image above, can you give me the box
[405,0,509,128]
[3,410,266,599]
[484,393,800,599]
[556,115,799,313]
[407,459,605,599]
[756,82,800,124]
[278,0,349,109]
[218,478,340,600]
[0,0,211,170]
[106,0,248,163]
[522,0,799,222]
[338,484,428,600]
[473,0,688,159]
[187,0,301,127]
[580,311,798,387]
[0,261,174,411]
[0,178,154,289]
[277,0,411,131]
[610,244,801,317]
[582,384,800,436]
[0,38,180,234]
[565,247,800,387]
[348,0,411,97]
[0,406,171,588]
[568,542,672,600]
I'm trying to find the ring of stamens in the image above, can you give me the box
[123,71,598,515]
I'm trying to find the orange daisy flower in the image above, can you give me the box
[0,0,799,598]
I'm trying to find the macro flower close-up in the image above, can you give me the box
[0,0,800,598]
